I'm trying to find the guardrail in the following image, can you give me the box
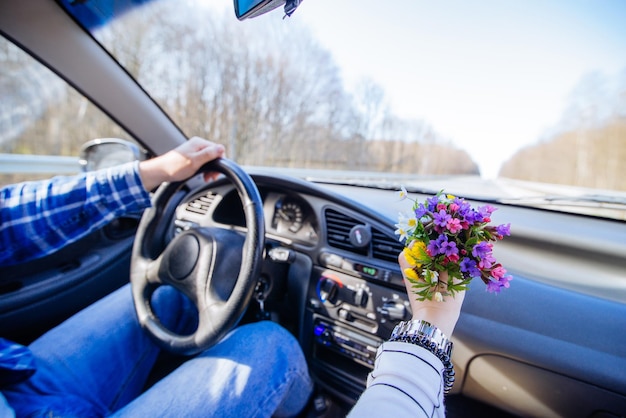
[0,153,80,174]
[0,153,432,181]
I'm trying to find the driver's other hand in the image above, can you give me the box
[398,247,465,338]
[139,137,226,190]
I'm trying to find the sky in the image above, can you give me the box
[224,0,626,177]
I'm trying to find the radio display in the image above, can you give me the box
[354,263,378,277]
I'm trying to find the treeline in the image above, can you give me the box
[0,40,128,157]
[1,2,478,175]
[500,118,626,191]
[85,2,479,174]
[500,71,626,191]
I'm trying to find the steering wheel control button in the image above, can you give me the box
[164,234,200,280]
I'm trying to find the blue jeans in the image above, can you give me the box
[2,284,312,417]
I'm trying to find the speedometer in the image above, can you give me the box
[273,200,304,233]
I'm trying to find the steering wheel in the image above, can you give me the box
[130,158,264,356]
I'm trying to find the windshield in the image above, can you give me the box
[65,0,626,219]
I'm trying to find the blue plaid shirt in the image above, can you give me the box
[0,161,151,267]
[0,161,152,391]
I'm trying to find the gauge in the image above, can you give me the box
[273,199,304,233]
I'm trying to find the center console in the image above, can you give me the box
[302,251,412,403]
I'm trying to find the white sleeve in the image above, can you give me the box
[347,341,447,418]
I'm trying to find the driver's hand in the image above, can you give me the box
[139,137,226,190]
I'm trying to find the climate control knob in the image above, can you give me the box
[317,276,341,305]
[353,288,369,307]
[381,301,407,321]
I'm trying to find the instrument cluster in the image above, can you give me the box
[265,192,319,245]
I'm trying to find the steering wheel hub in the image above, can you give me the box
[162,233,201,281]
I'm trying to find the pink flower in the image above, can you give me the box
[447,218,462,233]
[491,265,507,279]
[478,253,496,269]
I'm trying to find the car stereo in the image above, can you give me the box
[306,263,412,370]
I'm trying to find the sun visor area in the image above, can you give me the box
[59,0,157,29]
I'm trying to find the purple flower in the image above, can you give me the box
[472,241,491,259]
[496,223,511,237]
[433,209,451,228]
[414,203,428,219]
[498,275,512,288]
[486,280,503,293]
[426,196,439,211]
[478,205,496,221]
[464,208,482,224]
[441,240,458,257]
[427,234,447,255]
[455,198,471,217]
[460,258,481,278]
[486,275,512,293]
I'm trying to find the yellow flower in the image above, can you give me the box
[402,251,419,268]
[434,291,444,302]
[403,267,419,281]
[405,241,430,266]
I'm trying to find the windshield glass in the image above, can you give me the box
[63,0,626,220]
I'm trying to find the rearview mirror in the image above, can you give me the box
[234,0,302,20]
[79,138,146,172]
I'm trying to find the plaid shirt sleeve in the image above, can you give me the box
[0,161,152,267]
[0,337,36,387]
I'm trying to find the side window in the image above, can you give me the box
[0,36,137,186]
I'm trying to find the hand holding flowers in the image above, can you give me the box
[395,189,512,302]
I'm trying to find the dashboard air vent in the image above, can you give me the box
[325,209,367,255]
[185,192,218,215]
[372,228,404,263]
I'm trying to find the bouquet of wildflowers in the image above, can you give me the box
[395,189,512,301]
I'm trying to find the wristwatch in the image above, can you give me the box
[389,319,455,393]
[390,319,453,357]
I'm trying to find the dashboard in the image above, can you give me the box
[170,173,412,404]
[165,172,626,416]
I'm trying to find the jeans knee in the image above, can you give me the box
[225,321,307,374]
